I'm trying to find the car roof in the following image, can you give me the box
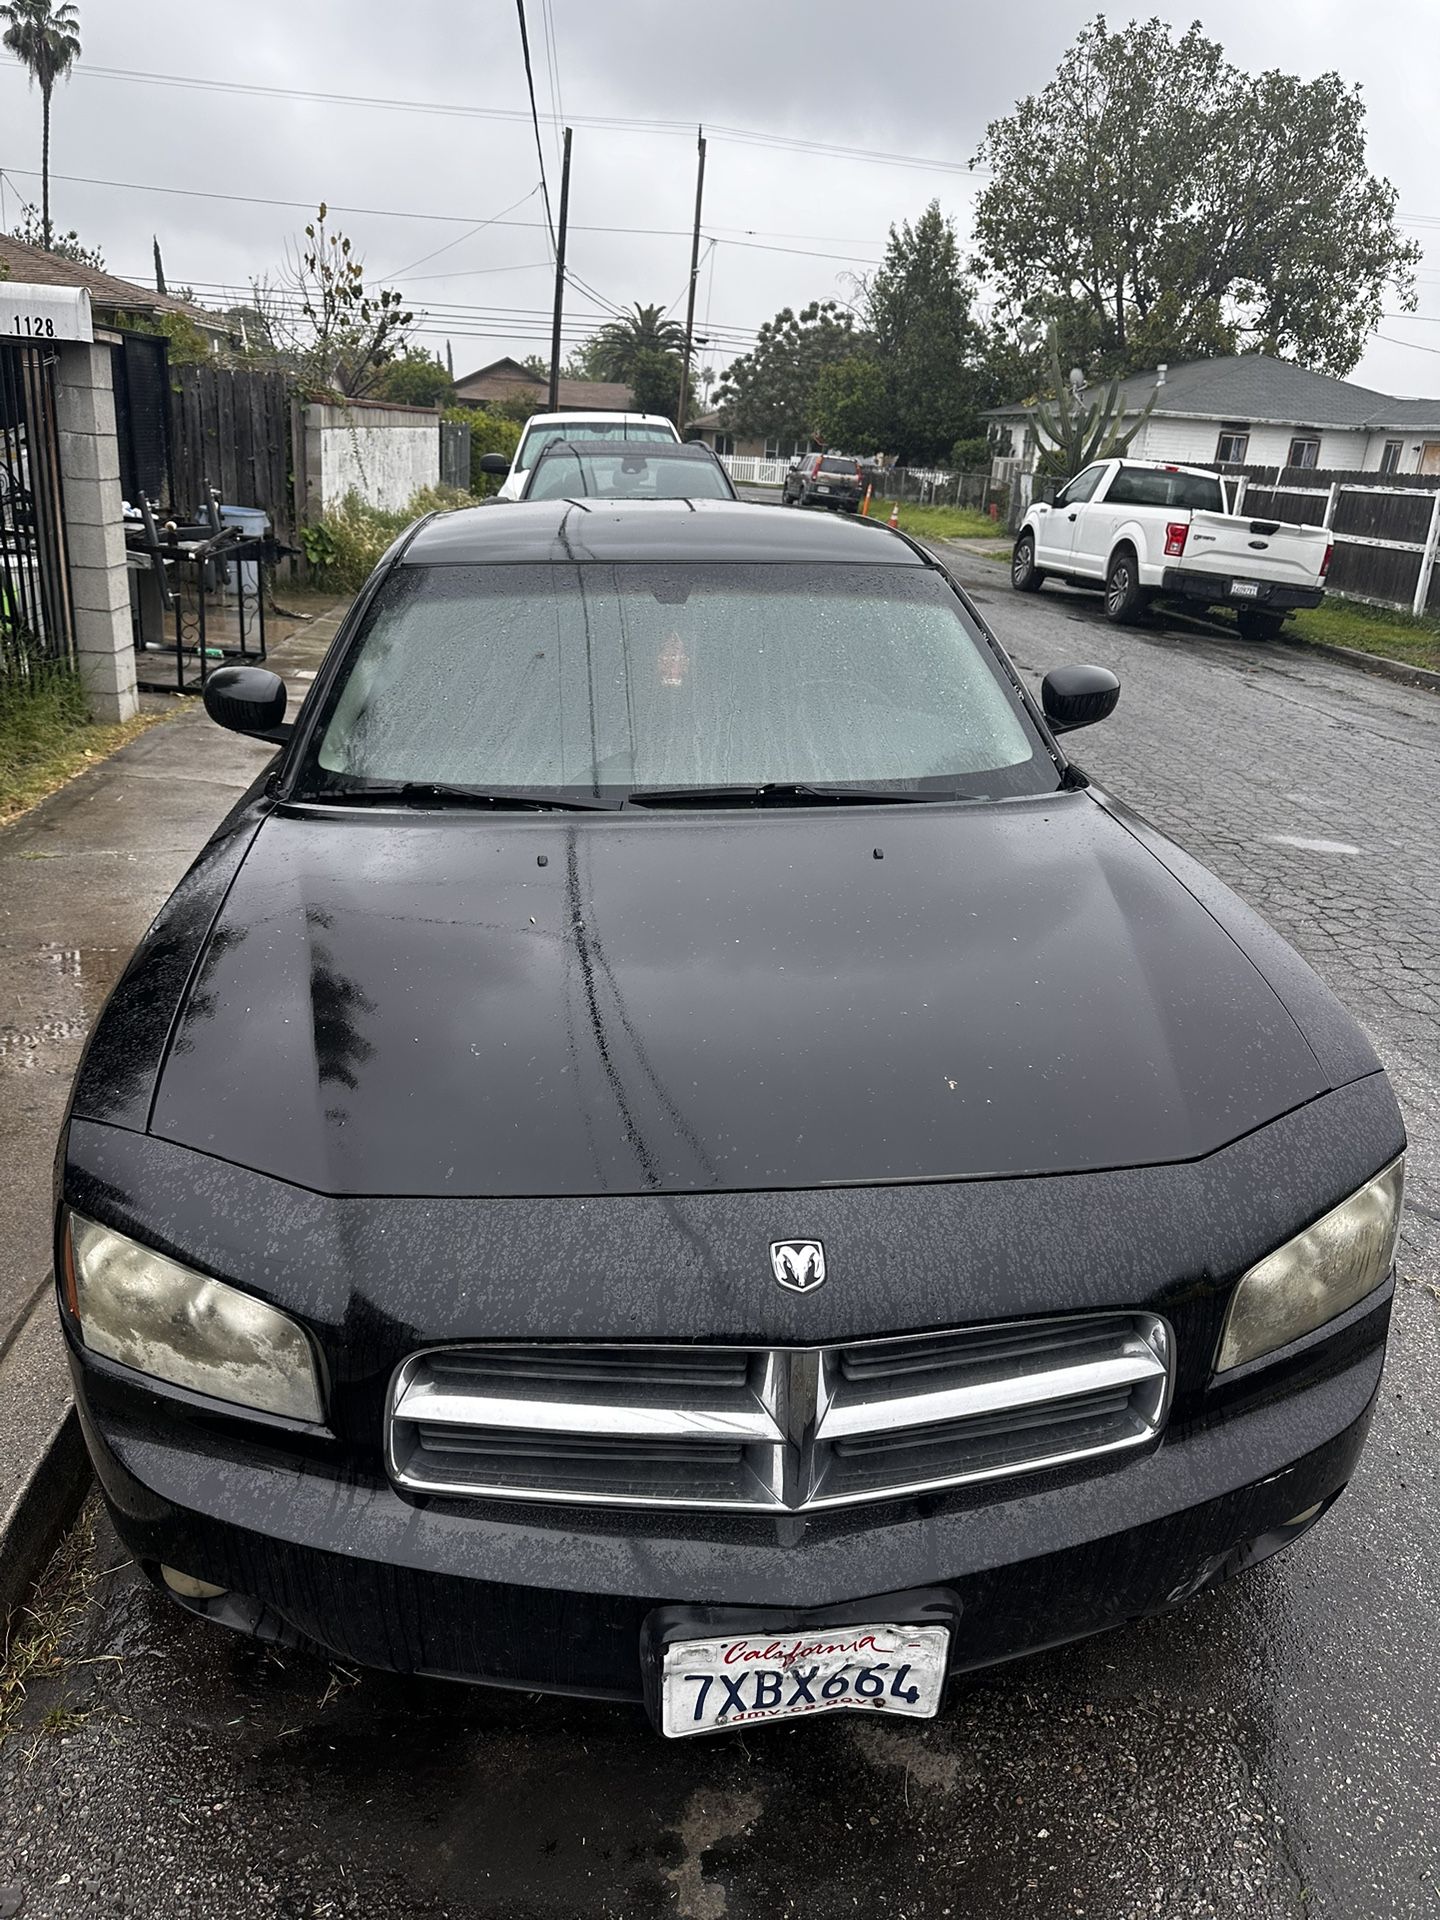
[519,411,675,427]
[402,498,927,567]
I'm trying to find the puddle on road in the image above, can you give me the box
[0,942,130,1075]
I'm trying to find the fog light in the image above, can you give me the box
[160,1565,227,1600]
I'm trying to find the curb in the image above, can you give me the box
[1277,637,1440,693]
[0,1288,92,1629]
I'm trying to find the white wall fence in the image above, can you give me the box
[722,455,790,486]
[303,401,441,514]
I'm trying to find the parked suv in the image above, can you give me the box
[783,453,864,512]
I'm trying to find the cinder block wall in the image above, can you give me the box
[55,340,137,724]
[304,402,440,515]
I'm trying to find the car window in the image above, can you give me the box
[1053,465,1106,508]
[516,421,672,468]
[526,450,733,501]
[307,563,1055,800]
[1104,466,1224,511]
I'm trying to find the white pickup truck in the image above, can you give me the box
[1011,457,1332,640]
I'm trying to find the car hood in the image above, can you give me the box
[149,792,1329,1197]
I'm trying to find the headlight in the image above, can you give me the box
[63,1212,323,1422]
[1217,1158,1404,1372]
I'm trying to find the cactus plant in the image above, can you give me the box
[1032,326,1156,478]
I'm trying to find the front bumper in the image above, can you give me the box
[1161,567,1325,611]
[72,1320,1385,1704]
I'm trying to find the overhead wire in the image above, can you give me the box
[514,0,555,253]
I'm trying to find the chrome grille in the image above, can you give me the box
[386,1313,1171,1513]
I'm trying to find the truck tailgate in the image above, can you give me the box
[1181,512,1328,589]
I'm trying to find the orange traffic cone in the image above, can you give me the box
[860,484,872,518]
[887,502,900,530]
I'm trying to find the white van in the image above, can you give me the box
[482,412,682,501]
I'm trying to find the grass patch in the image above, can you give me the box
[1283,598,1440,673]
[300,484,475,594]
[869,502,1009,542]
[0,662,174,828]
[0,1505,100,1756]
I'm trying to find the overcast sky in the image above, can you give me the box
[2,0,1437,398]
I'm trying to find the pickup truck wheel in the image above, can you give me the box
[1237,609,1286,643]
[1104,548,1145,625]
[1011,533,1044,593]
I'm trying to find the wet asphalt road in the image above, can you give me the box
[2,547,1438,1920]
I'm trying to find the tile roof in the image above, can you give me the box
[986,351,1440,433]
[0,232,223,330]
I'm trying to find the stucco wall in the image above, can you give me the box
[1129,416,1369,470]
[305,403,439,513]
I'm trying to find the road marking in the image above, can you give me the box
[1266,834,1362,855]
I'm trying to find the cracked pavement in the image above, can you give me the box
[1,556,1436,1920]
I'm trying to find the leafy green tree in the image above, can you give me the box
[8,199,100,266]
[811,355,887,454]
[627,345,692,424]
[0,0,80,249]
[863,202,991,465]
[447,406,520,495]
[589,303,686,383]
[971,16,1420,377]
[715,301,859,442]
[373,348,453,407]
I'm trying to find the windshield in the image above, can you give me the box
[517,420,675,467]
[526,449,733,502]
[818,457,859,476]
[303,563,1054,802]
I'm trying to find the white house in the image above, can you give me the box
[986,353,1440,479]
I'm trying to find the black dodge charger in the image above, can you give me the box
[57,500,1404,1738]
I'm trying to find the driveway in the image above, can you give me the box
[2,559,1436,1920]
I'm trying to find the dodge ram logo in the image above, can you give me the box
[770,1241,827,1293]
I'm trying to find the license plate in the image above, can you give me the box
[660,1621,950,1738]
[1230,580,1261,598]
[815,485,832,494]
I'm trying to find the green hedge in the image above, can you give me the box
[299,485,474,593]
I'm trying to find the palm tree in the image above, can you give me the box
[1,0,82,250]
[590,303,686,383]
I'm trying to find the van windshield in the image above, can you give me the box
[304,562,1056,803]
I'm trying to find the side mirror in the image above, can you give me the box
[203,665,289,741]
[478,452,511,475]
[1041,664,1119,734]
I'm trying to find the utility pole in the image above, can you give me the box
[548,126,573,414]
[677,126,706,432]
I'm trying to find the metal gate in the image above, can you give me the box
[0,342,74,678]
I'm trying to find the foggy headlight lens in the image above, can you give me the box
[1217,1158,1404,1372]
[66,1212,323,1422]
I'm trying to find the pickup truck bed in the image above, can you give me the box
[1013,458,1332,637]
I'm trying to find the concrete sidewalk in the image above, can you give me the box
[0,600,349,1621]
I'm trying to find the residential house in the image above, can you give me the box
[687,412,812,462]
[986,353,1440,478]
[451,356,634,412]
[0,232,230,347]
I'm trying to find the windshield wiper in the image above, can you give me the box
[307,782,618,812]
[624,781,980,809]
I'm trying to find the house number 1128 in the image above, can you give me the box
[10,314,57,337]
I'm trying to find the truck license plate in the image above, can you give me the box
[660,1621,950,1738]
[1230,580,1261,598]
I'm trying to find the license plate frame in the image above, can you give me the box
[1229,579,1262,598]
[640,1589,959,1740]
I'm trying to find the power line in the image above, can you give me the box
[41,62,992,180]
[378,182,545,281]
[1374,333,1440,357]
[514,0,555,254]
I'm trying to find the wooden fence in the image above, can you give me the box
[1232,467,1440,617]
[168,365,297,553]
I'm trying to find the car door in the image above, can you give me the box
[1070,463,1129,578]
[1035,464,1106,568]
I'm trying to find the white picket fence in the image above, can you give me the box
[722,455,791,487]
